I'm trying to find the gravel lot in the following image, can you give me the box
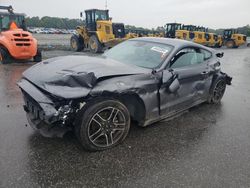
[34,34,72,51]
[0,44,250,187]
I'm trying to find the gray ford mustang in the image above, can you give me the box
[18,38,232,151]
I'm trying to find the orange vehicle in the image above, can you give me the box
[0,6,41,64]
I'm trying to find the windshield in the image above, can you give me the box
[103,40,173,69]
[0,14,25,30]
[176,24,181,30]
[95,10,109,21]
[224,30,232,36]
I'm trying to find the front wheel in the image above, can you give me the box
[70,35,84,52]
[75,99,131,151]
[0,47,12,64]
[33,49,42,62]
[88,35,103,53]
[225,40,235,48]
[208,78,226,104]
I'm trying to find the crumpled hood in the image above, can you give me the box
[22,55,148,99]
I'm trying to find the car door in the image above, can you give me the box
[159,47,211,116]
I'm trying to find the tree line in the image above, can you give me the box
[25,16,82,29]
[26,16,250,36]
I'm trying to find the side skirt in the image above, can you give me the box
[142,98,207,127]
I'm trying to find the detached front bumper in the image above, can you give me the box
[18,79,72,137]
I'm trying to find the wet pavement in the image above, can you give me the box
[0,48,250,187]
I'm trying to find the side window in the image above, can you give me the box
[170,48,205,69]
[200,49,212,60]
[86,12,91,24]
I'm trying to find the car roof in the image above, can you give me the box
[130,37,215,52]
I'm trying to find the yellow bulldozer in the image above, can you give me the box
[70,9,128,53]
[223,29,247,48]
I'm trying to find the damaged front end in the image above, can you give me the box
[18,79,81,137]
[221,71,232,85]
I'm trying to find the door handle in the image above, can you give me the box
[201,71,210,79]
[201,71,209,75]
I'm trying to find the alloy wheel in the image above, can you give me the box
[213,80,226,102]
[87,107,127,148]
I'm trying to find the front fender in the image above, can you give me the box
[89,74,161,125]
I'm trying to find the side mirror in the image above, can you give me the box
[169,78,180,93]
[216,52,224,58]
[162,70,180,93]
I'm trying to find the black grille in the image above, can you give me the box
[13,33,31,47]
[16,43,31,46]
[22,91,45,120]
[14,38,30,42]
[13,33,21,37]
[112,23,125,38]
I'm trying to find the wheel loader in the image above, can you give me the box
[0,6,41,64]
[165,23,182,38]
[70,9,128,53]
[165,23,220,48]
[168,24,197,41]
[223,29,247,48]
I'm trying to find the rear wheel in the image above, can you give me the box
[70,35,84,52]
[75,99,130,151]
[33,49,42,62]
[208,78,226,104]
[0,47,12,64]
[88,35,103,53]
[225,40,235,48]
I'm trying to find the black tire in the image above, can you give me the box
[0,47,12,64]
[70,35,84,52]
[33,49,42,62]
[88,35,103,53]
[225,40,235,48]
[215,43,222,48]
[74,99,130,151]
[208,78,226,104]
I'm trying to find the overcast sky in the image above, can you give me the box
[1,0,249,29]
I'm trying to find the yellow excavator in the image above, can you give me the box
[70,9,128,53]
